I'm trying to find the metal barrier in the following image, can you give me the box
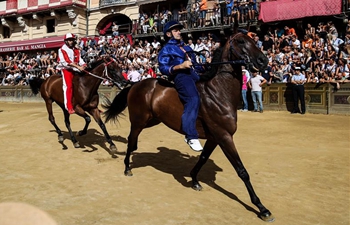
[0,84,349,115]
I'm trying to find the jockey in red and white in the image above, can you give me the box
[57,33,87,114]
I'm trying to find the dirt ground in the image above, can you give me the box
[0,102,349,225]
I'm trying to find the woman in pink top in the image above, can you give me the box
[241,70,249,111]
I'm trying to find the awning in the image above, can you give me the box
[259,0,342,23]
[0,36,64,53]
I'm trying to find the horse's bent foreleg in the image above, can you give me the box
[90,109,117,154]
[219,136,274,222]
[74,106,90,136]
[124,125,143,176]
[78,115,91,136]
[190,140,217,191]
[63,111,80,148]
[45,100,63,142]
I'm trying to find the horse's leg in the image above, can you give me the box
[124,125,143,176]
[63,110,80,148]
[190,139,217,191]
[219,135,274,222]
[74,107,91,137]
[45,99,64,142]
[88,108,117,154]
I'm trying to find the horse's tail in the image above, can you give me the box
[103,85,132,124]
[29,77,45,95]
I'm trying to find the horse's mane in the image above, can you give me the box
[199,47,224,82]
[86,59,105,72]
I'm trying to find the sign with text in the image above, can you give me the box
[0,38,63,53]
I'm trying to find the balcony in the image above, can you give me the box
[100,0,132,7]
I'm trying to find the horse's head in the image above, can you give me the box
[228,33,268,72]
[89,56,127,89]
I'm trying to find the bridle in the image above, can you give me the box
[81,56,124,90]
[227,33,251,65]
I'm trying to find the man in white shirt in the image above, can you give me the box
[151,38,161,49]
[248,71,266,113]
[127,66,141,82]
[291,67,306,114]
[291,35,301,49]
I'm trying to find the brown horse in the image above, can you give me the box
[103,33,274,221]
[30,56,125,153]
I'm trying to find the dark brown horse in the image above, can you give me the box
[103,33,274,221]
[30,56,125,153]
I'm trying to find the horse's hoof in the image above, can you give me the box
[260,210,275,222]
[58,136,64,142]
[73,142,80,148]
[192,183,203,191]
[124,170,133,176]
[110,145,117,155]
[77,131,85,136]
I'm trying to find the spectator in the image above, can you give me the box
[127,65,141,82]
[327,21,338,38]
[261,35,274,54]
[254,35,262,49]
[248,0,257,22]
[224,0,234,25]
[284,25,297,38]
[305,23,316,38]
[178,4,188,29]
[241,69,249,111]
[198,0,208,28]
[291,67,306,114]
[302,34,313,50]
[281,58,292,83]
[210,2,221,26]
[239,0,249,24]
[248,71,266,113]
[112,21,119,37]
[291,35,301,49]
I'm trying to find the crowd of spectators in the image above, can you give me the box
[1,17,350,90]
[250,20,350,90]
[136,0,258,35]
[0,50,57,86]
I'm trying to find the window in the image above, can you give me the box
[3,26,10,39]
[47,19,55,33]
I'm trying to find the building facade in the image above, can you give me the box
[0,0,349,54]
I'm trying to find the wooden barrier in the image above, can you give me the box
[0,84,349,115]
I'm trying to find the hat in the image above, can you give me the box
[64,33,76,41]
[295,67,301,70]
[163,21,183,35]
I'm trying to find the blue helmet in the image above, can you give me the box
[163,21,184,36]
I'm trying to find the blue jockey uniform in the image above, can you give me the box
[158,37,204,141]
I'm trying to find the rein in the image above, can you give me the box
[82,57,123,90]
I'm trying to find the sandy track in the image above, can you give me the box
[0,102,349,225]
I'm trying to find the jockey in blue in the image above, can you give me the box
[158,21,204,152]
